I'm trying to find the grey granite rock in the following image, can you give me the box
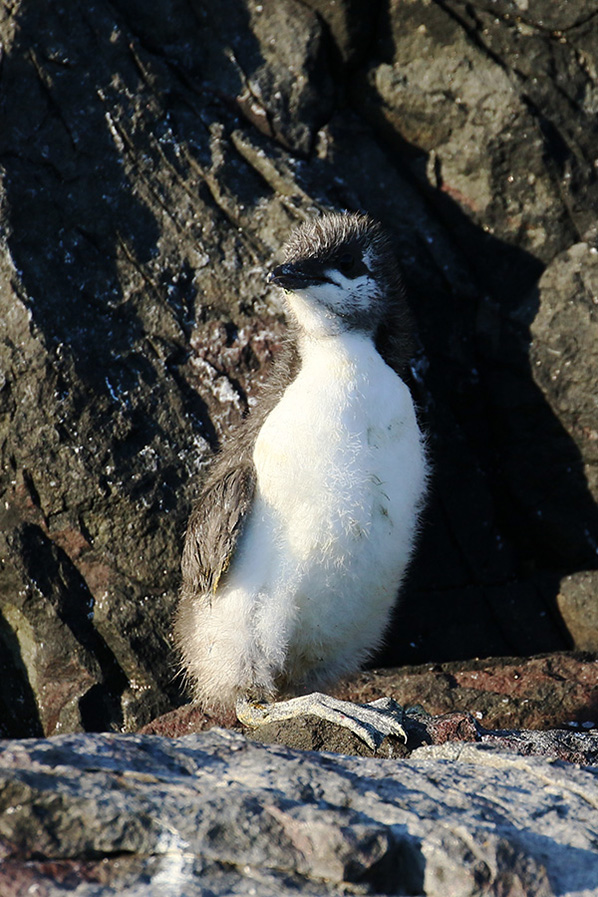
[0,729,597,895]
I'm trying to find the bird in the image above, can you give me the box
[175,211,428,750]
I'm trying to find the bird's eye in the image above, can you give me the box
[338,252,355,274]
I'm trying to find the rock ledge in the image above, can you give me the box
[1,729,597,896]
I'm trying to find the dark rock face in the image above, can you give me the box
[0,0,597,736]
[1,730,598,895]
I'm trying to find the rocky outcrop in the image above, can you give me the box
[334,652,598,731]
[1,730,597,896]
[248,704,598,764]
[0,0,597,737]
[143,651,598,755]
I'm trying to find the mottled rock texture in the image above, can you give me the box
[1,730,598,896]
[248,705,598,764]
[0,0,597,737]
[143,651,598,753]
[335,652,598,732]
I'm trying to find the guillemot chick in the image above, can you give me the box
[175,211,428,749]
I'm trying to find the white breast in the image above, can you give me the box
[221,330,428,696]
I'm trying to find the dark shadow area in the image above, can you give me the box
[374,169,598,664]
[349,15,598,665]
[376,200,598,665]
[19,523,129,731]
[0,612,44,738]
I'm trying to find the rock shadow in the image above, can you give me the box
[366,129,598,668]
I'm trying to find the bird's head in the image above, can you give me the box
[269,212,404,341]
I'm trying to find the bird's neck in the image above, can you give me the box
[286,290,379,345]
[297,327,378,378]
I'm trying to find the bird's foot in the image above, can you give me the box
[236,693,406,752]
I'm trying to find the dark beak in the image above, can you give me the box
[268,263,309,290]
[268,263,332,290]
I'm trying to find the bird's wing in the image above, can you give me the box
[375,285,414,379]
[181,459,256,597]
[181,338,300,601]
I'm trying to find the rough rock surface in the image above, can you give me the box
[1,0,597,737]
[1,729,598,896]
[334,652,598,732]
[144,651,598,734]
[248,703,598,764]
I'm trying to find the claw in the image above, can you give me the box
[236,693,406,751]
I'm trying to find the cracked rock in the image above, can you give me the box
[0,730,597,895]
